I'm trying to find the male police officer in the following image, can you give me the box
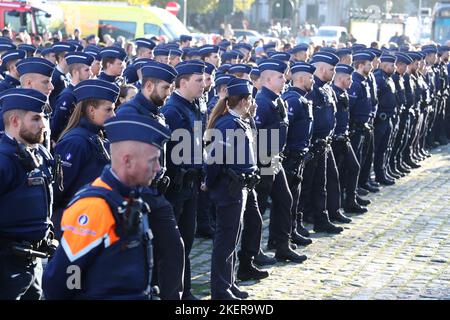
[98,46,127,84]
[281,61,316,243]
[254,58,307,263]
[43,114,170,299]
[332,64,367,215]
[50,52,94,141]
[0,88,59,299]
[299,51,344,234]
[49,42,77,109]
[373,54,398,185]
[123,38,156,85]
[0,49,25,93]
[162,60,206,300]
[117,61,185,300]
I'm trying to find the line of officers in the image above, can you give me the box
[0,34,449,300]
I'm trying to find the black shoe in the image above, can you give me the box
[195,227,215,239]
[330,210,352,223]
[376,177,395,186]
[267,240,297,251]
[344,201,368,215]
[360,183,380,193]
[274,246,307,263]
[212,290,241,300]
[231,285,249,299]
[405,159,421,169]
[237,262,269,281]
[401,162,412,170]
[357,187,369,196]
[356,195,371,206]
[313,220,344,234]
[390,170,402,179]
[296,223,311,237]
[368,180,380,188]
[182,292,199,300]
[253,250,277,266]
[397,165,411,174]
[291,231,312,246]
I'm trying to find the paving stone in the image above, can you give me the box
[189,145,450,300]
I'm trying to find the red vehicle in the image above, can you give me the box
[0,0,57,35]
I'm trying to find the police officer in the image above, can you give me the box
[98,46,127,84]
[41,47,57,65]
[250,67,262,98]
[168,45,183,67]
[200,45,221,68]
[179,34,192,49]
[49,42,77,109]
[391,52,414,177]
[50,52,94,141]
[281,61,316,242]
[205,78,262,299]
[43,113,170,299]
[84,45,101,77]
[402,51,421,168]
[422,45,439,149]
[299,51,343,234]
[0,88,59,299]
[16,57,56,149]
[153,45,170,65]
[18,44,37,58]
[373,54,398,185]
[337,48,352,65]
[161,60,206,300]
[207,73,235,115]
[332,64,368,215]
[234,43,253,63]
[348,50,375,189]
[196,61,217,239]
[416,52,433,158]
[254,58,307,262]
[0,49,25,93]
[117,61,185,300]
[52,79,119,239]
[122,38,155,85]
[359,47,383,194]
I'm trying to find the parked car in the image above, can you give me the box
[310,26,348,46]
[233,29,276,45]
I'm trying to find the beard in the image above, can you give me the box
[19,126,44,145]
[150,92,165,107]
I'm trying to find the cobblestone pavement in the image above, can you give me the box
[190,145,450,300]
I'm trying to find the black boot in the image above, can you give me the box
[291,231,312,246]
[296,211,310,237]
[267,240,297,251]
[404,158,421,169]
[360,182,380,193]
[356,195,371,206]
[376,176,395,186]
[357,187,369,196]
[313,214,344,234]
[274,242,307,263]
[344,199,368,215]
[329,209,352,223]
[237,257,270,281]
[253,249,277,266]
[231,284,249,299]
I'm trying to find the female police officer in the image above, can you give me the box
[52,79,119,238]
[205,78,260,300]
